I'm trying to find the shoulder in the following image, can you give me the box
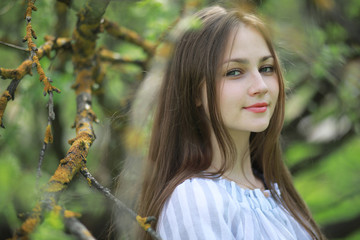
[170,177,231,209]
[157,178,237,239]
[159,177,235,225]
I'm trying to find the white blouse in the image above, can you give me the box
[157,177,311,240]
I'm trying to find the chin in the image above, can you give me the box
[249,123,270,133]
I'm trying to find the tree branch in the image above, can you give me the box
[80,166,162,240]
[0,1,65,129]
[102,19,155,56]
[23,0,60,96]
[0,40,29,52]
[0,59,33,81]
[290,129,355,175]
[0,36,70,128]
[65,217,96,240]
[13,0,110,238]
[99,47,146,69]
[0,60,32,127]
[37,91,55,181]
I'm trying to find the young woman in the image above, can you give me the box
[138,5,326,240]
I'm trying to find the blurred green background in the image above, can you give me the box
[0,0,359,239]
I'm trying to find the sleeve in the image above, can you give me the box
[157,179,237,240]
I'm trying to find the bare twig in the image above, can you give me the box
[0,40,29,52]
[99,48,146,69]
[80,166,162,240]
[22,0,60,188]
[65,217,96,240]
[37,91,55,181]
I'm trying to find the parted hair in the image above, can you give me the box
[138,5,325,240]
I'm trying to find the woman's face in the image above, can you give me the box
[201,25,279,134]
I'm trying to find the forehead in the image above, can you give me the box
[224,25,271,61]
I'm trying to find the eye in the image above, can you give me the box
[259,66,274,74]
[225,69,243,77]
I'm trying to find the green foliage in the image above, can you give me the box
[295,138,360,225]
[345,0,360,19]
[30,211,75,240]
[285,142,321,166]
[0,154,22,229]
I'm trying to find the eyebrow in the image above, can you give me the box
[223,55,274,65]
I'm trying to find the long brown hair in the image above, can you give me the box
[138,5,325,240]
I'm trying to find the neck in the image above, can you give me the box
[208,129,263,189]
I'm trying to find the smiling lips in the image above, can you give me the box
[243,102,268,113]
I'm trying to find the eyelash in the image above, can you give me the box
[225,65,275,77]
[225,69,243,77]
[259,66,274,73]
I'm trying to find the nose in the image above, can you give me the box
[248,71,268,96]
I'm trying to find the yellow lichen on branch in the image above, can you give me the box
[47,130,95,193]
[76,109,98,128]
[103,19,155,55]
[24,22,37,51]
[72,30,96,61]
[44,124,53,144]
[25,0,37,20]
[32,55,61,95]
[15,203,42,239]
[55,37,72,48]
[23,0,37,51]
[0,91,11,127]
[71,69,93,95]
[23,0,61,96]
[64,210,81,218]
[15,201,83,240]
[36,39,54,59]
[98,48,146,68]
[49,108,97,193]
[0,60,33,80]
[53,205,81,218]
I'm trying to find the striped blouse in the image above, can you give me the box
[157,177,311,240]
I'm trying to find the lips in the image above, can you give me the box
[243,102,268,113]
